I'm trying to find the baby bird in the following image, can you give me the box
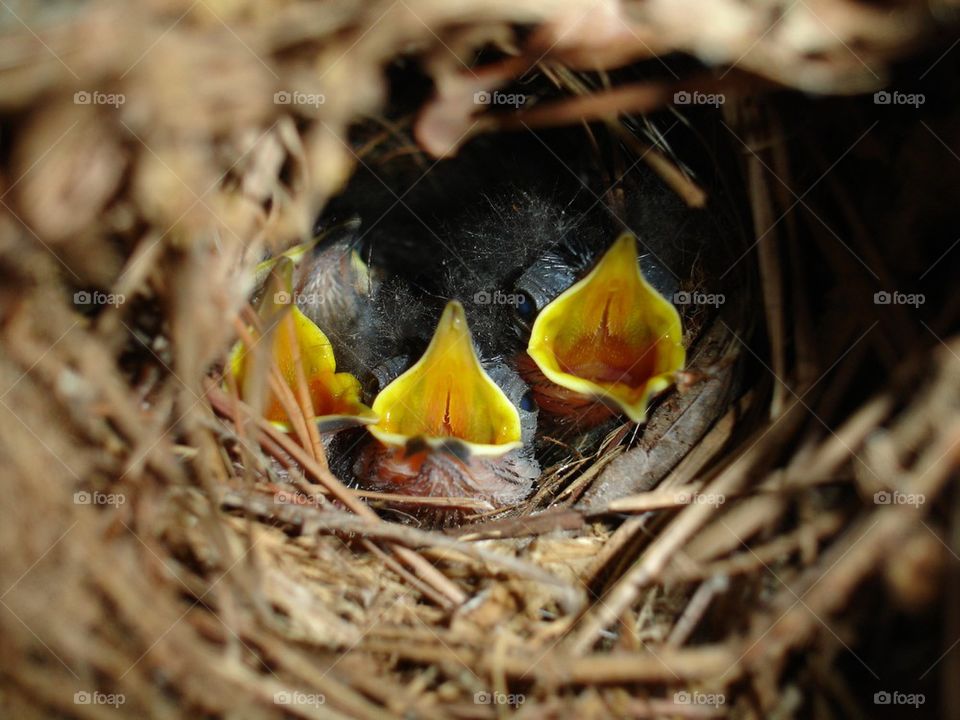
[520,232,685,426]
[355,300,539,513]
[229,257,377,432]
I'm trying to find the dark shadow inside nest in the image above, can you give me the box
[279,99,756,529]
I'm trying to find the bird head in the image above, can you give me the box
[526,232,685,423]
[367,300,523,458]
[229,257,377,432]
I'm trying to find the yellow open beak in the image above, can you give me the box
[229,260,377,432]
[526,233,685,423]
[368,301,523,457]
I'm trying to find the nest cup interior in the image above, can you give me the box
[302,102,748,520]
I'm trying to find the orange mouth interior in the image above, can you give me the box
[557,305,661,388]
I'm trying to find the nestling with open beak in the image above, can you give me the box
[355,300,539,513]
[521,232,686,426]
[228,258,377,434]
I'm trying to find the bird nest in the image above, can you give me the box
[1,1,958,718]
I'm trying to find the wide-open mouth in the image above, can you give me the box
[230,301,377,432]
[368,300,522,457]
[526,233,686,422]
